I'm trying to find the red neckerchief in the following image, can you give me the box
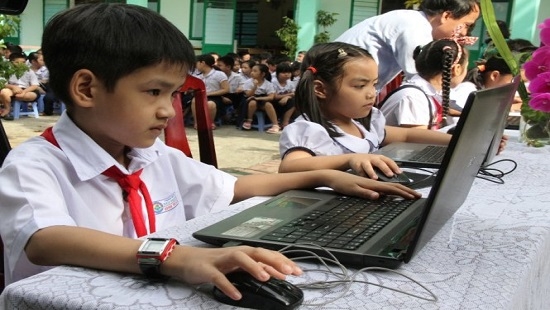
[41,127,156,237]
[430,97,443,130]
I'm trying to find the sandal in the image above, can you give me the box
[266,124,280,134]
[242,119,252,130]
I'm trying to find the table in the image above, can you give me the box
[2,133,550,309]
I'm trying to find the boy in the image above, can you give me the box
[0,53,40,119]
[0,3,419,302]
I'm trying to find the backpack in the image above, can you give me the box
[377,84,434,130]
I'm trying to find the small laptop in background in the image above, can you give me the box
[373,78,520,168]
[193,82,516,269]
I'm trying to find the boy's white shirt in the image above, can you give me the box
[0,112,236,285]
[8,69,40,88]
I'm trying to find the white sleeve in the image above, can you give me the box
[279,121,340,158]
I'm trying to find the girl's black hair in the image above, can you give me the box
[413,39,467,123]
[276,63,292,76]
[255,63,271,82]
[296,42,374,138]
[467,38,537,89]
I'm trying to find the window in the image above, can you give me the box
[234,10,257,47]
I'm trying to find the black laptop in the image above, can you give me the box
[193,83,515,269]
[373,78,520,168]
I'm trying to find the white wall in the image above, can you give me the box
[18,0,44,50]
[320,0,352,41]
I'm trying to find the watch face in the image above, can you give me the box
[141,240,169,253]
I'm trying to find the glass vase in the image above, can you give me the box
[519,115,550,147]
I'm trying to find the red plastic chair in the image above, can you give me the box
[164,75,218,168]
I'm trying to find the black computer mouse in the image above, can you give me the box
[212,271,304,310]
[373,167,412,185]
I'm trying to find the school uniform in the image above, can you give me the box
[242,79,275,97]
[379,74,441,128]
[279,109,386,158]
[335,10,433,90]
[0,113,236,285]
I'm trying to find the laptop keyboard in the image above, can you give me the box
[409,145,447,163]
[260,196,415,250]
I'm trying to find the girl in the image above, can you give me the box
[452,39,537,113]
[272,63,296,128]
[241,64,280,134]
[279,42,452,178]
[379,39,468,129]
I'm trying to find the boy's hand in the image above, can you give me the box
[324,170,421,200]
[348,154,402,179]
[169,246,302,301]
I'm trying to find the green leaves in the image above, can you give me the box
[275,16,299,56]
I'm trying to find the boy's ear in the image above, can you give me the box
[313,80,327,99]
[69,69,97,108]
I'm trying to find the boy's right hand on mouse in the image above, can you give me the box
[166,245,302,301]
[348,154,402,179]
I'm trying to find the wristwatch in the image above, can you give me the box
[136,237,179,280]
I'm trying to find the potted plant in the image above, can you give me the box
[275,16,299,57]
[314,10,338,44]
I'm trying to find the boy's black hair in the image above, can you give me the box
[419,0,479,19]
[5,42,22,54]
[413,39,467,121]
[217,55,235,68]
[8,52,26,62]
[27,52,41,63]
[42,3,196,106]
[196,54,216,67]
[297,42,374,138]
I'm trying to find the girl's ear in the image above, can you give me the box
[488,70,501,82]
[313,80,327,99]
[452,63,465,77]
[69,69,98,108]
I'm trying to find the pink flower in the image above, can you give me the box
[523,47,550,81]
[529,93,550,113]
[528,72,550,94]
[539,18,550,47]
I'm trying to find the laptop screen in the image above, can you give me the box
[405,80,519,262]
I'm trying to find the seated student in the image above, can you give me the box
[239,60,255,82]
[279,42,457,178]
[452,38,537,113]
[379,39,468,130]
[272,63,296,128]
[290,60,302,87]
[191,54,229,129]
[28,51,60,116]
[0,3,420,298]
[241,63,280,134]
[0,52,40,119]
[2,42,22,61]
[217,55,244,122]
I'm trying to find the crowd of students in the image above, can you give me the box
[0,0,539,304]
[188,49,304,134]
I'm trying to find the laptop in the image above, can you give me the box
[373,78,520,168]
[193,84,514,269]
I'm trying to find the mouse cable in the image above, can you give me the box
[477,159,518,184]
[403,167,439,187]
[278,244,438,305]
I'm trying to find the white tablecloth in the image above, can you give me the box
[2,134,550,309]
